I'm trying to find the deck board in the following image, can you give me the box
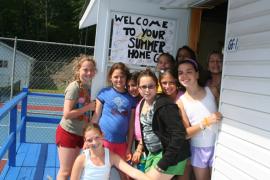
[0,165,9,179]
[46,144,56,167]
[3,167,21,180]
[0,143,58,180]
[15,143,30,166]
[43,167,55,180]
[17,167,36,180]
[22,144,40,166]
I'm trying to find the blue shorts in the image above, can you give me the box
[191,146,214,168]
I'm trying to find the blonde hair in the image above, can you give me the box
[73,54,97,86]
[83,123,103,137]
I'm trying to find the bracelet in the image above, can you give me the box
[203,117,210,127]
[199,121,205,130]
[155,165,165,173]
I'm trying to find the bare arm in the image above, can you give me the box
[176,99,222,139]
[70,154,85,180]
[63,99,95,119]
[126,109,135,158]
[91,99,103,123]
[209,86,220,105]
[110,152,151,180]
[132,139,143,164]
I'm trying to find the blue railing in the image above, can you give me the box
[0,88,64,166]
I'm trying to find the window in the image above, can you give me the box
[0,60,8,68]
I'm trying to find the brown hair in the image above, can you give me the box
[176,45,197,62]
[137,68,158,86]
[107,62,130,84]
[207,50,223,65]
[73,54,97,85]
[159,68,181,89]
[127,71,140,84]
[157,53,175,67]
[178,58,199,72]
[83,123,103,137]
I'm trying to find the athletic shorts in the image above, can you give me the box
[55,125,84,148]
[191,146,215,168]
[145,151,187,175]
[103,139,127,159]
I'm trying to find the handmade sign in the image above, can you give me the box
[111,13,176,66]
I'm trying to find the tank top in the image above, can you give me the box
[80,148,111,180]
[180,87,218,147]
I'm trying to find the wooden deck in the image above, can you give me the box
[0,143,59,180]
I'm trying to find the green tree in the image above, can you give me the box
[0,0,94,45]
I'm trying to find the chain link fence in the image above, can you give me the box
[0,37,94,144]
[0,37,94,100]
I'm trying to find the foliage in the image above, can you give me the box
[0,0,94,45]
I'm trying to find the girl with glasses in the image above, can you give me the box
[137,69,190,180]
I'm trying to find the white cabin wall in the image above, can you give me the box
[91,0,191,98]
[109,0,191,54]
[212,0,270,179]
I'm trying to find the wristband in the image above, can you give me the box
[155,165,165,173]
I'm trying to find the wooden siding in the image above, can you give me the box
[212,0,270,179]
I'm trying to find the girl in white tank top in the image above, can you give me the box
[180,86,218,147]
[177,59,222,180]
[70,123,151,180]
[80,148,111,180]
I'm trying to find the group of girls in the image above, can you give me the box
[55,45,223,180]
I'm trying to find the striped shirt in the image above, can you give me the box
[140,101,162,153]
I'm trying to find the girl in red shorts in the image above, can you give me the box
[55,54,96,180]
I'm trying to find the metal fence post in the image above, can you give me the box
[20,88,28,143]
[10,37,17,100]
[9,105,17,166]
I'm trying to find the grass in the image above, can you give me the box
[29,89,64,94]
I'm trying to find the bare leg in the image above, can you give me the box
[193,166,211,180]
[119,170,129,180]
[175,159,191,180]
[57,146,81,180]
[146,167,174,180]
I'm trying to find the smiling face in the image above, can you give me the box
[127,79,139,97]
[110,69,127,92]
[79,60,96,85]
[138,76,157,103]
[84,129,103,150]
[157,55,173,72]
[178,63,199,88]
[208,53,223,74]
[160,73,178,97]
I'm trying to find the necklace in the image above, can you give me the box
[142,101,153,114]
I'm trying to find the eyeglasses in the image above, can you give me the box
[139,84,156,90]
